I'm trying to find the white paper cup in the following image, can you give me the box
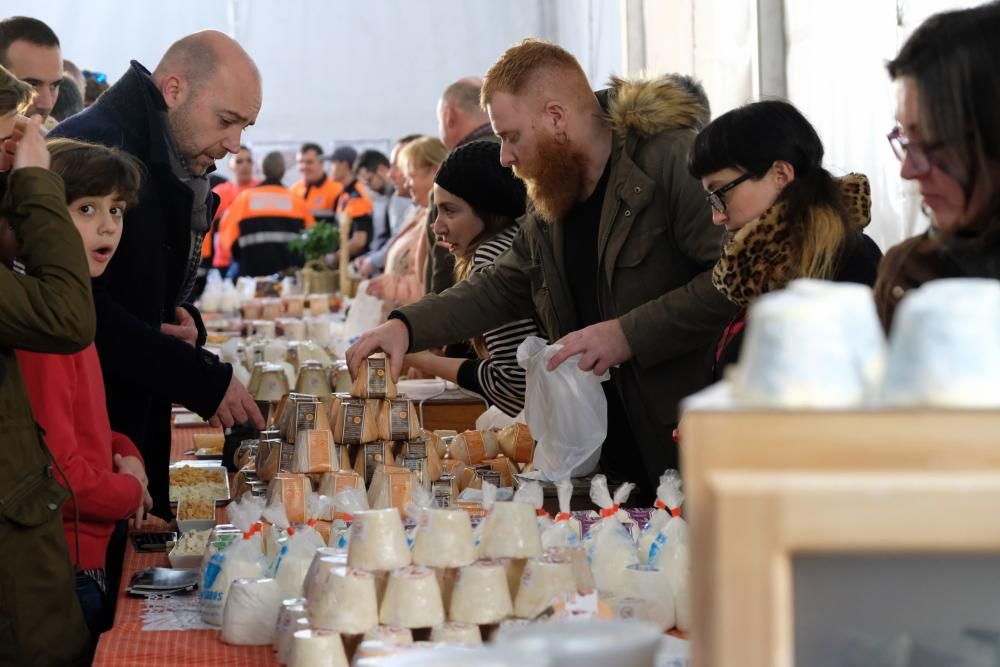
[379,565,445,629]
[412,509,475,568]
[307,566,379,635]
[449,560,513,625]
[347,508,411,571]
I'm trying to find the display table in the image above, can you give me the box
[93,424,278,666]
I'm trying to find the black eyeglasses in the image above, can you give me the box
[706,173,752,213]
[82,70,107,84]
[887,126,948,177]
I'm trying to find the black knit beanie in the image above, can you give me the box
[434,140,527,218]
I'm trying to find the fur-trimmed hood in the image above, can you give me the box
[603,74,711,138]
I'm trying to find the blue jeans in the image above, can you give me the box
[75,573,112,642]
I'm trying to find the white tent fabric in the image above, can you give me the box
[10,0,621,169]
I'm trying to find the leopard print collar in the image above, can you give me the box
[712,173,872,307]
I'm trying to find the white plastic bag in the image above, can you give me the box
[339,281,385,352]
[475,405,524,432]
[330,487,370,551]
[516,336,609,480]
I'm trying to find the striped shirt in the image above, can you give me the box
[456,226,546,416]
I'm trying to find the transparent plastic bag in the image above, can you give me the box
[584,475,639,596]
[541,479,582,549]
[330,487,370,550]
[202,494,268,626]
[648,488,690,631]
[639,470,683,563]
[516,336,609,480]
[514,481,551,532]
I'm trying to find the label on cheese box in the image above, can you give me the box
[295,401,318,435]
[388,399,412,441]
[341,402,367,445]
[366,358,388,397]
[278,441,295,473]
[404,439,426,459]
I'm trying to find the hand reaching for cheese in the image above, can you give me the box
[209,374,265,429]
[548,318,633,376]
[160,307,198,347]
[346,318,409,382]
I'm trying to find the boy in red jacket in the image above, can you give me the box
[14,138,148,642]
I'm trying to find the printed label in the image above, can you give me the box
[203,552,225,590]
[481,470,503,488]
[360,442,388,487]
[341,402,366,445]
[388,400,412,440]
[404,439,426,459]
[388,472,412,511]
[366,358,388,397]
[295,401,318,434]
[308,430,333,471]
[648,532,668,565]
[277,441,295,473]
[351,519,365,543]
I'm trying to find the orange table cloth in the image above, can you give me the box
[93,422,278,666]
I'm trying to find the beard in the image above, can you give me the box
[168,99,211,177]
[513,132,588,223]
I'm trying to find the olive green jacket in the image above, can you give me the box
[0,167,93,665]
[398,76,737,487]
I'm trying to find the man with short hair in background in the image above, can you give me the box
[329,145,374,262]
[424,76,501,297]
[0,16,63,126]
[354,148,392,254]
[291,142,343,212]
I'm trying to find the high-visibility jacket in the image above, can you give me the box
[217,183,316,277]
[336,179,374,259]
[202,179,260,265]
[290,174,343,211]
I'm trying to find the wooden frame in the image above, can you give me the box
[680,399,1000,667]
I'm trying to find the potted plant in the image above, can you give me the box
[289,223,340,294]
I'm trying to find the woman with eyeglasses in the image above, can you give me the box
[874,2,1000,331]
[688,99,882,379]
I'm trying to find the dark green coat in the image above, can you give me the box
[0,168,92,665]
[398,77,737,490]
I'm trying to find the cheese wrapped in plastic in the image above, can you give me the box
[201,498,268,626]
[379,565,445,629]
[638,470,682,564]
[377,398,420,442]
[541,479,582,549]
[352,356,397,399]
[317,471,366,520]
[330,397,381,445]
[368,465,415,516]
[584,475,639,597]
[410,485,476,568]
[647,485,690,631]
[221,577,283,645]
[497,423,535,463]
[589,474,638,540]
[267,474,312,525]
[450,430,499,464]
[482,456,519,488]
[271,523,327,600]
[292,429,343,474]
[514,480,551,532]
[279,395,321,442]
[354,441,395,488]
[478,486,543,560]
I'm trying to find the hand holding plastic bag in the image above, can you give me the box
[516,336,609,480]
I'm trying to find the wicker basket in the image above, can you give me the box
[301,260,338,295]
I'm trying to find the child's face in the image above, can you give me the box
[67,192,126,278]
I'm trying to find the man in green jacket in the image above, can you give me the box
[348,40,736,498]
[0,105,92,662]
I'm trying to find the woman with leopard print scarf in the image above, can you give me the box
[688,100,883,381]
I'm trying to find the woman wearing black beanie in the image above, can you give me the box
[403,140,544,416]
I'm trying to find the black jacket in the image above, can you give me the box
[50,61,232,517]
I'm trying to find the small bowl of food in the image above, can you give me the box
[177,498,217,534]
